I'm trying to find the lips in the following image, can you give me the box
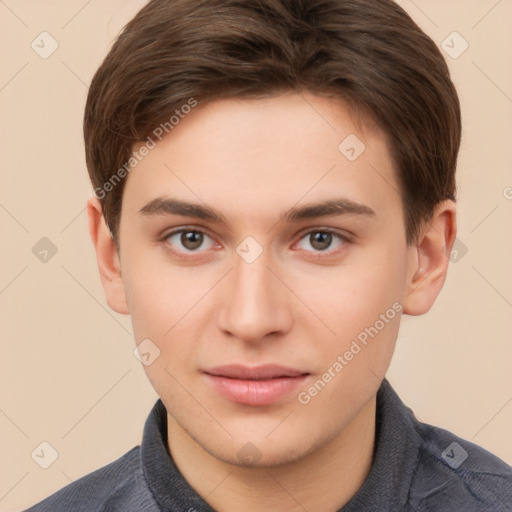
[202,364,310,406]
[204,364,308,380]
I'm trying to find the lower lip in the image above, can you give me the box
[204,373,310,406]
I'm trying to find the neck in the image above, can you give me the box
[167,396,377,512]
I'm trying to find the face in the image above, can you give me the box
[116,92,412,467]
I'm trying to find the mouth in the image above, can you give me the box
[202,364,311,406]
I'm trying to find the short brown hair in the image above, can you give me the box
[84,0,461,247]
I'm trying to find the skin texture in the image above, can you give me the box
[87,92,456,511]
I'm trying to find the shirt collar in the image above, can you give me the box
[140,397,215,512]
[341,378,422,511]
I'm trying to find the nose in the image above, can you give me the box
[216,250,293,344]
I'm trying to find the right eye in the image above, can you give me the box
[163,228,218,253]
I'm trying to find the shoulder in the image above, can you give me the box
[23,446,159,512]
[409,420,512,511]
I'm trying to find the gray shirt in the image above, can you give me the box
[24,379,512,511]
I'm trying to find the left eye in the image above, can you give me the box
[296,230,347,253]
[165,230,216,252]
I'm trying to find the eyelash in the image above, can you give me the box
[159,226,351,259]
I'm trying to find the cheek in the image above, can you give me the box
[123,260,218,375]
[307,248,406,336]
[295,241,406,391]
[124,275,175,339]
[296,297,401,421]
[122,251,200,337]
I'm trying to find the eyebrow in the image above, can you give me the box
[138,197,376,225]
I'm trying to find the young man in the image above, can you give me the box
[25,0,512,510]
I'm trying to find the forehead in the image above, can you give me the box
[122,92,400,226]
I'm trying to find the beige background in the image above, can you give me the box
[1,1,511,510]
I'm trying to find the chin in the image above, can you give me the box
[208,439,317,469]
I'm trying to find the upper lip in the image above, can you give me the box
[203,364,309,380]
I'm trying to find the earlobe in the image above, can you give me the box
[86,196,130,315]
[402,200,457,316]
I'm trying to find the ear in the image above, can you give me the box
[86,196,130,315]
[402,199,457,316]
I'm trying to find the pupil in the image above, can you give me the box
[311,232,331,251]
[182,231,203,250]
